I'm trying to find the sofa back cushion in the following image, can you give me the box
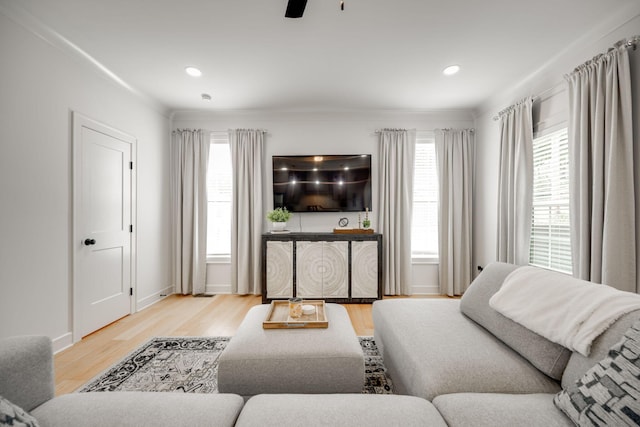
[561,308,640,388]
[460,262,571,380]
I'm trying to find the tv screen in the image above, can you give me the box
[273,154,372,213]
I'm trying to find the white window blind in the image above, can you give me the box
[412,138,439,258]
[529,127,572,273]
[206,133,232,257]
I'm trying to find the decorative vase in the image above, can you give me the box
[272,221,287,231]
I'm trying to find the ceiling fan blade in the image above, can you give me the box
[285,0,307,18]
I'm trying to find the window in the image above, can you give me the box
[412,137,439,259]
[206,133,232,257]
[529,127,572,273]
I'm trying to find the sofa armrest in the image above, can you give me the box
[0,336,54,411]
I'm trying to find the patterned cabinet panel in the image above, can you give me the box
[295,241,324,298]
[262,233,381,303]
[266,241,293,298]
[322,241,349,297]
[351,240,379,298]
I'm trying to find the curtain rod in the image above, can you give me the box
[492,82,566,121]
[375,128,474,133]
[493,35,639,122]
[374,128,407,133]
[436,128,475,132]
[565,34,639,75]
[228,128,268,133]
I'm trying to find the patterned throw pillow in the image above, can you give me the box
[554,320,640,426]
[0,395,39,427]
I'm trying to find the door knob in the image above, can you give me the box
[84,238,96,246]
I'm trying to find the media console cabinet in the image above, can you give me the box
[261,232,383,303]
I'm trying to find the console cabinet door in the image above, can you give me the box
[322,241,349,297]
[296,241,324,298]
[266,241,293,298]
[296,241,348,298]
[351,240,379,298]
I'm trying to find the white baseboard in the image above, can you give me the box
[137,286,173,312]
[206,284,232,295]
[52,332,73,354]
[411,284,440,295]
[51,288,173,355]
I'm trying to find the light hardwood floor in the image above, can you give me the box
[54,294,440,396]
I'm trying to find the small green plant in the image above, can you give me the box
[266,207,292,223]
[362,208,371,228]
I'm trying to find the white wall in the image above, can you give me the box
[472,10,640,279]
[173,110,474,295]
[0,11,172,351]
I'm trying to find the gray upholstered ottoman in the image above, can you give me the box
[218,303,364,396]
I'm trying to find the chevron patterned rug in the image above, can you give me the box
[78,336,393,394]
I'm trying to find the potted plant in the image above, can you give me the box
[266,207,292,231]
[362,208,371,229]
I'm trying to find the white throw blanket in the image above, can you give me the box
[489,266,640,357]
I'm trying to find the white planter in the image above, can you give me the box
[272,221,287,231]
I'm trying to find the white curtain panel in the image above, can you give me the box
[567,43,636,292]
[377,129,415,295]
[435,129,475,296]
[230,129,264,295]
[496,97,534,265]
[170,129,209,295]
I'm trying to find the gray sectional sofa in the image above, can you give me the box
[3,262,640,426]
[373,262,640,426]
[1,337,446,426]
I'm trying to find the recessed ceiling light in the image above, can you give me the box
[201,93,212,101]
[185,66,202,77]
[442,65,460,76]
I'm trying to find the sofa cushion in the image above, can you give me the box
[236,394,447,427]
[490,266,640,357]
[372,299,561,401]
[433,393,573,427]
[0,336,54,412]
[554,319,640,426]
[562,309,640,388]
[459,262,572,380]
[0,395,40,427]
[31,392,243,427]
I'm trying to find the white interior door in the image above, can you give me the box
[73,113,135,340]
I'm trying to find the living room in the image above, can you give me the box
[1,1,640,424]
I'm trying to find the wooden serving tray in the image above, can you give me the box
[263,300,328,329]
[333,228,374,234]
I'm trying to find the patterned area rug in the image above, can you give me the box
[79,336,393,394]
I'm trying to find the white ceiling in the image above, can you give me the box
[6,0,640,113]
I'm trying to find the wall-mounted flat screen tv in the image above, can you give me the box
[273,154,372,212]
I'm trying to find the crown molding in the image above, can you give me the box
[0,1,169,117]
[473,3,640,120]
[170,108,475,123]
